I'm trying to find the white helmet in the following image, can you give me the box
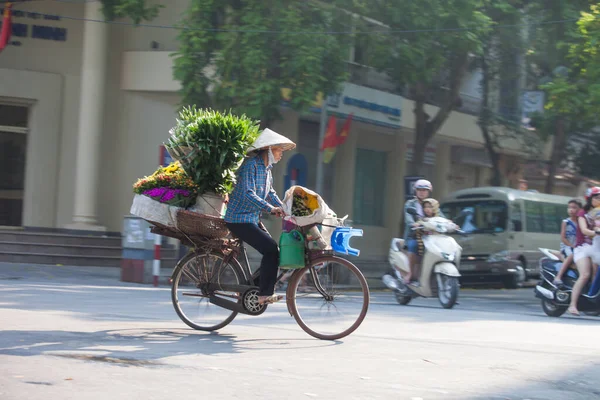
[414,179,433,192]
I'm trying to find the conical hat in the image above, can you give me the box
[247,128,296,153]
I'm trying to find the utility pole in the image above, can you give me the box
[315,95,329,195]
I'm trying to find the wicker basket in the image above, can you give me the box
[176,210,230,239]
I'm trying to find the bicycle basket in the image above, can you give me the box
[176,210,230,239]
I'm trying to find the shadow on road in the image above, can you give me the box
[463,362,600,400]
[0,327,339,363]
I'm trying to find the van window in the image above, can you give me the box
[441,200,508,234]
[510,202,523,232]
[523,200,564,233]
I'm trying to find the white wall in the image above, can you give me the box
[120,0,189,52]
[0,1,84,227]
[0,69,62,227]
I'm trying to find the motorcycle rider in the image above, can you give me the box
[398,179,446,285]
[568,186,600,315]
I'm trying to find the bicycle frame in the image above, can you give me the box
[224,239,316,290]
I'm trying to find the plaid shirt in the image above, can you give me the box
[224,155,283,224]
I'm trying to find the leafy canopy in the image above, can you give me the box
[173,0,354,124]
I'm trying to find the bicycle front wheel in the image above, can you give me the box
[287,256,369,340]
[171,251,245,331]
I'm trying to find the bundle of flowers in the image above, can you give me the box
[291,191,319,217]
[133,162,199,208]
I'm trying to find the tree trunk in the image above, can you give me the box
[481,125,502,186]
[410,85,428,175]
[478,48,502,187]
[408,51,470,175]
[545,117,566,194]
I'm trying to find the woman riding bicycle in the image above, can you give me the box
[224,128,296,306]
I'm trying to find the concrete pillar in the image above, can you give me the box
[67,1,108,230]
[333,124,358,219]
[387,130,406,237]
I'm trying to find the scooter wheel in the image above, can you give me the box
[541,299,567,317]
[394,290,412,305]
[438,275,459,309]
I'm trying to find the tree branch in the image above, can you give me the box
[425,51,470,141]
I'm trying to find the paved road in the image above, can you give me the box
[1,264,599,400]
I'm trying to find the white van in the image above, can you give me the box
[440,187,573,288]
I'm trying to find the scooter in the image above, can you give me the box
[535,248,600,317]
[382,208,463,309]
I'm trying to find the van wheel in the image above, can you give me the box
[503,275,520,289]
[503,265,525,289]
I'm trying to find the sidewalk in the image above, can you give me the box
[0,262,172,287]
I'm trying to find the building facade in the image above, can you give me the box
[1,0,566,272]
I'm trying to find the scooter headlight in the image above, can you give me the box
[441,252,455,262]
[436,224,448,233]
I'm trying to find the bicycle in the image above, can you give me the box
[150,211,370,340]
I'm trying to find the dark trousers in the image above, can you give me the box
[225,222,279,296]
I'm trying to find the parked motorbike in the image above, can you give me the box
[382,208,463,309]
[535,248,600,317]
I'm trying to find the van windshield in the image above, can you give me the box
[441,200,508,234]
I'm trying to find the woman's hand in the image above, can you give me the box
[271,207,285,218]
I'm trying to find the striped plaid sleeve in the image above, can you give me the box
[267,173,283,207]
[240,162,273,212]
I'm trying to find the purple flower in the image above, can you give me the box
[144,187,167,198]
[162,189,177,202]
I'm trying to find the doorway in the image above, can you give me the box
[0,104,29,226]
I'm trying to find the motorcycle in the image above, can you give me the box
[535,247,600,317]
[382,208,463,309]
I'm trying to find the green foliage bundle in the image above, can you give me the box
[165,107,260,195]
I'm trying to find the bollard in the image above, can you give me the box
[153,232,161,287]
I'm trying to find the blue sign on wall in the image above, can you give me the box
[0,9,67,44]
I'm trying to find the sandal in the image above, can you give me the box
[258,294,284,305]
[553,278,563,286]
[567,306,580,316]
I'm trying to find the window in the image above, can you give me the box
[523,200,564,234]
[441,200,508,234]
[0,103,28,226]
[524,201,543,233]
[510,201,523,232]
[353,149,387,226]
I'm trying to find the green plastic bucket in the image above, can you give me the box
[279,230,305,269]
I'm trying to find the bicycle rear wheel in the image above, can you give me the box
[287,256,369,340]
[171,251,245,331]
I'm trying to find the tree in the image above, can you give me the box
[525,0,594,193]
[365,0,491,174]
[172,0,353,129]
[100,0,162,23]
[551,4,600,181]
[477,1,530,186]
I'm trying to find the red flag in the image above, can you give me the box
[335,113,353,146]
[0,3,12,54]
[320,115,338,150]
